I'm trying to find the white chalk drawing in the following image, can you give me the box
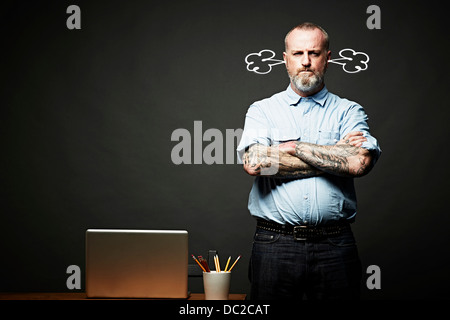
[328,49,369,73]
[245,50,285,75]
[245,48,369,74]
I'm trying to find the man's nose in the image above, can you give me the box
[301,54,311,67]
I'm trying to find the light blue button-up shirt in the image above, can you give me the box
[237,85,381,226]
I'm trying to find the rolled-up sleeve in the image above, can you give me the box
[236,104,271,164]
[340,103,382,164]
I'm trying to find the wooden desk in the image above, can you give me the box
[0,292,246,300]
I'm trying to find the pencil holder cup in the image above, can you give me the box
[203,271,231,300]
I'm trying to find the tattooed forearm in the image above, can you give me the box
[242,131,372,178]
[242,144,323,178]
[293,142,372,177]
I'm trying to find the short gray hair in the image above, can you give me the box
[284,22,330,51]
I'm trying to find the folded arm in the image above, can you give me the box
[284,132,374,177]
[243,143,323,178]
[242,131,371,178]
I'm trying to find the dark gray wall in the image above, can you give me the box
[1,0,449,299]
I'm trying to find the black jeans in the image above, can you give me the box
[249,226,362,300]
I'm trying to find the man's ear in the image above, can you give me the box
[326,50,331,67]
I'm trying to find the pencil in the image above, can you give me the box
[199,257,210,272]
[214,255,221,272]
[228,255,241,272]
[224,256,231,272]
[192,255,206,272]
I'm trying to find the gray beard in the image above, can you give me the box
[290,72,324,95]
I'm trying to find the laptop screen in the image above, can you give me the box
[85,229,188,299]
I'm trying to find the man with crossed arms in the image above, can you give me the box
[237,22,381,300]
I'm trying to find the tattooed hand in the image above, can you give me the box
[277,141,298,154]
[242,144,273,176]
[336,131,367,148]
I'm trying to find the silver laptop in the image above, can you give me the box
[85,229,188,299]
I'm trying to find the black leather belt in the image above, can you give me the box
[256,219,350,240]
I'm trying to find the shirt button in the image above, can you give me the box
[303,196,308,200]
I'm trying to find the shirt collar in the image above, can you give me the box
[286,84,329,107]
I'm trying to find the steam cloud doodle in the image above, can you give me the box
[245,50,286,75]
[329,49,369,73]
[245,48,370,74]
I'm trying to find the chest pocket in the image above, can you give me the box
[316,130,340,146]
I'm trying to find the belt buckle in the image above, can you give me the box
[293,225,308,241]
